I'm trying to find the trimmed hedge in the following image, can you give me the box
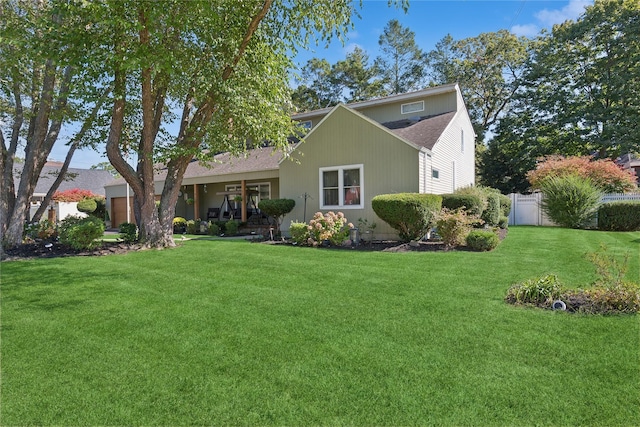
[372,193,442,242]
[597,201,640,231]
[59,216,105,250]
[119,222,138,243]
[481,192,501,226]
[77,198,97,214]
[441,194,483,217]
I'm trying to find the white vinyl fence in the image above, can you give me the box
[508,193,640,226]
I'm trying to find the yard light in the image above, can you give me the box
[349,227,359,247]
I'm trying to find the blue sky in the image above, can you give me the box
[57,0,592,169]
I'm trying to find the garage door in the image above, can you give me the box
[111,197,135,228]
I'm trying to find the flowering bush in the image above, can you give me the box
[307,211,353,246]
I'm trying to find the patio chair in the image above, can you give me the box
[207,208,220,221]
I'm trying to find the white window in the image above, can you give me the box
[401,101,424,115]
[319,164,363,209]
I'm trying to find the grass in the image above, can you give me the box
[1,226,639,426]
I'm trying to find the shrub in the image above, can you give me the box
[119,222,138,243]
[504,274,563,307]
[307,211,352,246]
[597,201,640,231]
[527,155,637,193]
[435,208,477,248]
[24,220,58,241]
[186,220,197,234]
[224,220,239,236]
[207,222,220,236]
[173,217,187,233]
[258,199,295,234]
[563,284,640,314]
[372,193,442,242]
[481,192,501,226]
[77,198,97,214]
[441,193,483,217]
[289,221,310,244]
[58,215,105,250]
[540,174,602,228]
[498,216,509,229]
[497,193,512,217]
[466,230,500,251]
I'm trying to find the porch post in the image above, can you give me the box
[241,179,247,222]
[193,184,200,220]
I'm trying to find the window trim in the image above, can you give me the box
[432,169,440,179]
[319,164,364,209]
[401,100,425,115]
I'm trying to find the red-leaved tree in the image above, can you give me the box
[527,156,637,193]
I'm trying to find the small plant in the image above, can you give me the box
[24,220,57,241]
[58,215,105,250]
[208,222,220,236]
[586,244,630,288]
[289,221,310,244]
[307,211,353,246]
[225,220,239,236]
[466,230,500,251]
[505,274,563,307]
[357,217,377,241]
[173,217,187,233]
[436,208,478,248]
[119,222,138,243]
[186,220,197,234]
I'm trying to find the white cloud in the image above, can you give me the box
[535,0,592,27]
[343,42,364,56]
[511,24,539,38]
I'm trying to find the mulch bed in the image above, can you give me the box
[1,241,142,262]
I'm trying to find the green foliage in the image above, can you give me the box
[186,220,197,235]
[563,284,640,314]
[586,244,630,288]
[505,274,563,307]
[481,192,501,226]
[289,221,310,245]
[435,208,476,248]
[597,201,640,231]
[59,216,105,250]
[23,220,58,242]
[119,222,138,244]
[466,230,500,251]
[498,216,509,229]
[308,211,352,246]
[441,193,483,217]
[77,198,97,214]
[224,220,239,236]
[540,174,602,228]
[207,222,220,236]
[372,193,442,242]
[258,199,295,233]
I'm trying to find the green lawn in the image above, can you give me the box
[1,227,639,426]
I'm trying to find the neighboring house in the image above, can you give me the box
[104,83,476,239]
[617,153,640,185]
[13,161,114,221]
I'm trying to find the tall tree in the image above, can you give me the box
[482,0,640,191]
[97,0,408,248]
[374,19,426,95]
[333,47,385,103]
[0,0,108,248]
[291,58,341,111]
[426,30,530,141]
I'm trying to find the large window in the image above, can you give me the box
[319,164,363,209]
[225,182,271,205]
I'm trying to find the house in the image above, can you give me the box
[13,161,114,221]
[104,83,476,239]
[279,82,475,238]
[617,153,640,185]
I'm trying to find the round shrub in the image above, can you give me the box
[540,174,602,228]
[289,221,310,244]
[258,199,295,233]
[208,222,220,236]
[186,220,197,234]
[466,230,500,251]
[441,193,483,217]
[597,201,640,231]
[224,220,239,236]
[172,217,187,233]
[58,215,105,250]
[505,274,563,307]
[77,198,97,214]
[119,222,137,243]
[372,193,442,242]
